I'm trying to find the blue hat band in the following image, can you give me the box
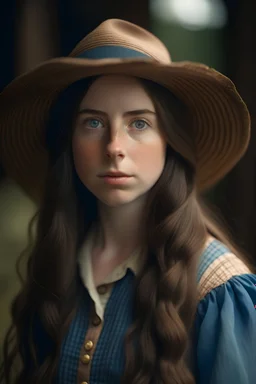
[76,45,151,60]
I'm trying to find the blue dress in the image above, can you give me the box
[21,239,256,383]
[194,274,256,383]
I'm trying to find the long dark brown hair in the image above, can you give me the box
[0,76,253,384]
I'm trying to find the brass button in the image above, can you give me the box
[84,340,94,351]
[81,354,91,364]
[97,285,108,294]
[92,315,101,326]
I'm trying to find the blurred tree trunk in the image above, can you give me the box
[0,1,16,184]
[16,0,59,73]
[219,0,256,263]
[0,0,59,348]
[0,2,15,91]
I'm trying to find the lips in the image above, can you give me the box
[99,171,130,177]
[99,173,132,185]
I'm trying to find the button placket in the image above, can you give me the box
[81,339,95,365]
[77,304,104,384]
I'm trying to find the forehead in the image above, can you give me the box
[79,75,155,111]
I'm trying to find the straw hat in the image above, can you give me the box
[0,18,250,202]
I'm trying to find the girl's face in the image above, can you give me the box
[72,75,166,207]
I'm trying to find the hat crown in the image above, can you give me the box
[69,19,172,64]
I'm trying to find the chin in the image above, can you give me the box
[96,191,143,208]
[99,197,136,208]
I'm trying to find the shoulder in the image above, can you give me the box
[194,240,256,383]
[197,236,251,300]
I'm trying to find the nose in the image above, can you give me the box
[105,124,125,159]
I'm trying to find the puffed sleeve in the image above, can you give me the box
[193,273,256,384]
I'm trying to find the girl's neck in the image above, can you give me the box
[93,196,146,257]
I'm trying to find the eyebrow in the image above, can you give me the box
[78,108,156,116]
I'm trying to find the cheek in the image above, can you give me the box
[72,138,101,174]
[132,140,166,174]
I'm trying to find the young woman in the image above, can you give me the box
[0,19,255,384]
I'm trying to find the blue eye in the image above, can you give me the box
[131,119,149,130]
[85,119,103,129]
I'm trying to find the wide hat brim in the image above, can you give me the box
[0,56,250,203]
